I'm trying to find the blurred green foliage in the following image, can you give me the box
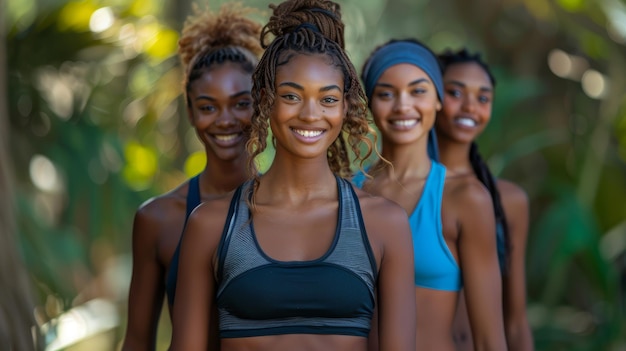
[4,0,626,349]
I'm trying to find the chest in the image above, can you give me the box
[251,202,339,262]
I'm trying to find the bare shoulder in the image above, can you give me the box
[181,191,236,248]
[135,181,189,221]
[353,186,408,225]
[131,181,190,244]
[352,185,411,257]
[445,173,493,210]
[496,179,529,210]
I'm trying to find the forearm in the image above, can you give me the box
[506,319,534,351]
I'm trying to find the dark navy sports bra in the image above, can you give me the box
[215,177,377,338]
[165,174,201,306]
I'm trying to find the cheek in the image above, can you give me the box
[441,101,461,120]
[370,100,391,122]
[234,108,254,125]
[479,105,492,122]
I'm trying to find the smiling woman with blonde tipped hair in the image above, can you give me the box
[121,4,262,350]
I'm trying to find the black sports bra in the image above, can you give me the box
[215,177,377,338]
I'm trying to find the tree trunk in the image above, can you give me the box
[0,0,43,349]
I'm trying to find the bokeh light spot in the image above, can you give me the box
[89,7,115,33]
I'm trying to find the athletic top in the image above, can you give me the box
[165,174,202,306]
[352,161,462,291]
[215,176,377,338]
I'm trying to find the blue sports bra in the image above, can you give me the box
[215,176,377,338]
[165,174,201,306]
[353,161,462,291]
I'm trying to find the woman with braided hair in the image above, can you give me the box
[169,1,416,350]
[121,4,263,350]
[435,48,533,351]
[354,39,507,350]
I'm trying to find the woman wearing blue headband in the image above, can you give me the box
[354,39,507,350]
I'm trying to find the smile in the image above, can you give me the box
[391,119,419,127]
[455,117,478,127]
[213,133,240,142]
[292,128,324,138]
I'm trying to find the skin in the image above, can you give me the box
[122,62,253,351]
[361,63,507,351]
[435,62,534,351]
[170,53,416,351]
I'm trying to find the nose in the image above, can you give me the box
[461,95,476,113]
[392,92,412,114]
[298,98,322,122]
[213,109,237,128]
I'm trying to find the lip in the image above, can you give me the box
[453,115,479,130]
[388,117,421,131]
[209,131,245,147]
[290,127,326,143]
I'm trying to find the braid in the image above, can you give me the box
[178,2,263,106]
[469,143,509,272]
[248,0,373,206]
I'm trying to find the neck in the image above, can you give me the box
[437,135,473,175]
[258,152,337,206]
[377,135,432,180]
[200,154,249,195]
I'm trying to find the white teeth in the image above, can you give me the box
[456,118,477,127]
[294,129,323,138]
[392,119,417,127]
[214,134,238,142]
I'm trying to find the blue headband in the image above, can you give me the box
[362,41,443,102]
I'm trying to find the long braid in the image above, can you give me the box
[248,0,373,207]
[469,142,509,272]
[439,48,510,273]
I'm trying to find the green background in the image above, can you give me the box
[3,0,625,349]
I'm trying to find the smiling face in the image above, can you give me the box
[369,63,441,146]
[436,61,493,144]
[269,53,346,161]
[187,62,253,162]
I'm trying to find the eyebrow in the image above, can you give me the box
[375,78,429,88]
[194,90,252,102]
[446,80,493,92]
[278,81,342,92]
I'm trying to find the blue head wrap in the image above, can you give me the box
[362,40,443,161]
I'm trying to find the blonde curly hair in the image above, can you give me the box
[178,2,263,105]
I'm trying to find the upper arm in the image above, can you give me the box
[455,182,507,350]
[170,202,226,351]
[361,195,416,351]
[122,204,167,351]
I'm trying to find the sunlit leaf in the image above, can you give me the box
[122,141,158,190]
[144,28,178,61]
[183,150,205,177]
[58,1,99,32]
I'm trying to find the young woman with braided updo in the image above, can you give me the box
[121,4,262,350]
[436,48,533,351]
[169,1,416,350]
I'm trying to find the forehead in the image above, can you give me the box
[189,62,252,94]
[275,53,344,85]
[444,62,491,86]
